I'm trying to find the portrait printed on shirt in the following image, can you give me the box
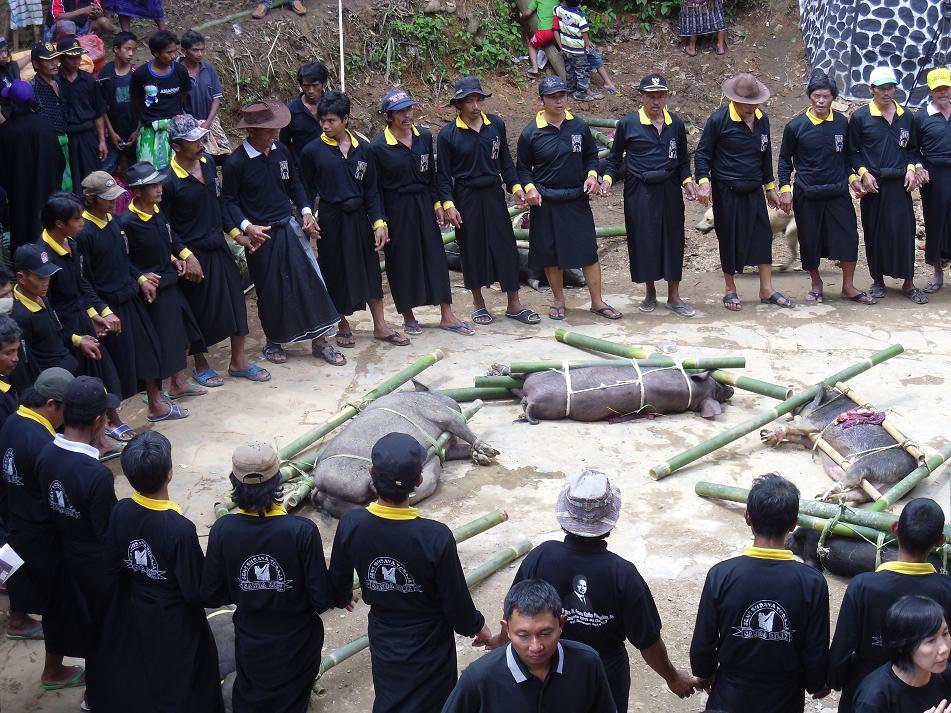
[2,448,21,486]
[279,159,291,180]
[491,136,501,160]
[419,154,429,173]
[571,134,583,153]
[834,134,844,152]
[354,160,367,181]
[898,128,909,148]
[365,556,422,594]
[668,138,678,159]
[760,133,769,152]
[239,554,294,592]
[732,600,793,642]
[124,539,166,580]
[562,574,614,628]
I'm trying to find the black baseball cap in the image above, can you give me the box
[14,244,61,277]
[539,76,568,97]
[34,367,75,401]
[55,37,86,56]
[370,432,426,488]
[63,375,120,421]
[638,74,670,92]
[31,41,61,62]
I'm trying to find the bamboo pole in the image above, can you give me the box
[474,376,525,389]
[651,345,904,479]
[833,382,927,464]
[428,400,484,462]
[516,240,530,250]
[554,330,747,369]
[439,387,518,402]
[191,0,290,30]
[589,127,614,148]
[279,351,445,460]
[868,443,951,512]
[796,512,897,545]
[580,116,619,129]
[318,538,533,679]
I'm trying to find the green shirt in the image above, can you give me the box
[528,0,558,31]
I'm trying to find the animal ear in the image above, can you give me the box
[699,398,722,419]
[690,371,712,382]
[411,379,430,392]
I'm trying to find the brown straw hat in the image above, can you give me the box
[235,100,292,130]
[721,73,770,104]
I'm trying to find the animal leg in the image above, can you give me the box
[443,436,474,461]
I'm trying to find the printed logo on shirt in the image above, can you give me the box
[732,600,793,642]
[491,136,500,161]
[2,448,22,487]
[215,175,222,197]
[760,134,769,152]
[279,160,290,180]
[668,139,678,159]
[562,574,615,628]
[898,128,909,148]
[144,84,158,107]
[419,154,429,172]
[571,134,583,153]
[48,480,80,518]
[365,556,422,594]
[124,539,166,580]
[238,554,294,592]
[834,134,844,153]
[354,160,367,181]
[121,230,130,254]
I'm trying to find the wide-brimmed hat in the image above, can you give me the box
[448,76,492,106]
[235,100,291,130]
[555,470,621,537]
[126,161,164,187]
[169,113,210,142]
[927,67,950,91]
[722,73,770,104]
[380,89,418,114]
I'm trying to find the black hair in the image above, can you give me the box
[19,387,54,408]
[806,69,839,99]
[564,530,609,542]
[897,498,946,557]
[747,473,800,537]
[148,31,179,55]
[370,466,417,503]
[113,31,137,49]
[571,574,587,589]
[564,0,581,7]
[297,61,328,86]
[230,473,283,514]
[63,402,104,429]
[121,431,173,494]
[40,192,83,230]
[883,595,947,673]
[180,30,204,50]
[503,579,564,620]
[0,315,20,346]
[0,267,13,286]
[317,90,350,120]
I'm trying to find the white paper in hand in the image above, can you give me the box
[0,543,25,584]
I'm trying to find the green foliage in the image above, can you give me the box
[584,6,618,40]
[452,0,523,74]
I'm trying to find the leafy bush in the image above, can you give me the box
[452,0,523,74]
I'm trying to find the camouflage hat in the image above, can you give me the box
[555,470,621,537]
[169,113,210,143]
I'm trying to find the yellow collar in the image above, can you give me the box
[367,501,419,521]
[455,112,491,130]
[729,102,764,122]
[12,285,44,313]
[638,107,672,126]
[128,201,159,222]
[321,130,360,148]
[743,546,795,561]
[805,108,835,125]
[131,491,184,515]
[869,99,905,117]
[876,561,937,575]
[15,405,55,436]
[535,109,574,129]
[237,505,288,518]
[41,230,70,256]
[384,125,420,146]
[169,154,206,179]
[81,210,111,229]
[0,379,10,394]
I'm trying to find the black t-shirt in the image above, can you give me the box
[99,62,136,139]
[129,62,190,125]
[0,407,56,531]
[853,663,951,713]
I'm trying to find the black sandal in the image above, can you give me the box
[312,340,347,366]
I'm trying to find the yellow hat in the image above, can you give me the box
[928,68,951,91]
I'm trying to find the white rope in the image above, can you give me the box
[676,360,693,411]
[564,360,573,418]
[553,361,695,416]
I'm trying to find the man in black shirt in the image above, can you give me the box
[601,73,696,317]
[280,61,328,161]
[30,41,71,192]
[129,31,190,170]
[441,579,617,713]
[0,315,20,424]
[491,470,699,711]
[690,473,830,713]
[695,73,790,311]
[57,37,106,195]
[916,67,951,294]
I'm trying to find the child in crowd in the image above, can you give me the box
[99,31,138,174]
[553,0,617,100]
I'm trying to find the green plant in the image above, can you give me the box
[452,0,523,74]
[583,6,618,40]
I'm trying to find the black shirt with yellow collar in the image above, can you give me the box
[0,377,17,426]
[603,107,692,187]
[848,99,918,179]
[778,108,858,194]
[74,210,141,306]
[38,230,112,329]
[11,284,79,381]
[516,109,600,192]
[369,125,442,211]
[694,102,776,190]
[162,153,234,250]
[435,111,521,206]
[915,102,951,167]
[120,201,193,290]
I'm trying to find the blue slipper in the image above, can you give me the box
[192,368,224,387]
[228,363,272,382]
[147,403,189,423]
[441,321,475,336]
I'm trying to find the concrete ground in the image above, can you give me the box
[1,257,949,712]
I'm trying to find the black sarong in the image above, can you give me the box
[453,181,520,292]
[317,199,384,316]
[381,188,452,313]
[922,165,951,265]
[711,182,772,273]
[623,175,684,283]
[528,189,597,270]
[101,296,162,397]
[246,217,339,344]
[58,307,122,399]
[67,128,100,197]
[146,284,204,377]
[859,178,915,280]
[792,189,859,270]
[707,668,807,713]
[178,244,249,347]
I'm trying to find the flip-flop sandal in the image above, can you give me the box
[105,423,135,442]
[590,305,622,320]
[335,331,356,348]
[505,308,541,324]
[638,297,657,313]
[869,283,886,299]
[441,322,476,336]
[843,291,876,304]
[805,291,823,303]
[41,667,85,691]
[7,620,44,640]
[471,307,494,325]
[313,341,347,365]
[192,368,224,387]
[722,292,742,311]
[760,291,793,308]
[262,344,288,364]
[525,69,539,78]
[548,305,566,320]
[682,46,698,57]
[665,302,696,318]
[903,287,929,305]
[147,403,189,423]
[403,321,423,335]
[923,281,943,294]
[168,385,207,399]
[375,332,411,346]
[228,364,272,382]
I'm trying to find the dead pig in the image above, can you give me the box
[310,385,498,517]
[785,529,943,578]
[519,365,734,424]
[444,241,586,291]
[761,387,917,504]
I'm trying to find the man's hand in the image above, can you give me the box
[696,182,712,206]
[435,207,446,227]
[109,129,123,149]
[695,676,713,693]
[97,139,108,162]
[483,630,508,651]
[862,171,879,194]
[765,188,780,210]
[916,167,930,186]
[102,313,121,334]
[77,335,101,360]
[583,175,599,194]
[90,314,110,337]
[245,224,271,253]
[128,129,139,146]
[174,259,186,276]
[302,213,319,238]
[345,590,361,613]
[444,206,463,229]
[513,188,526,208]
[140,280,157,304]
[182,254,204,283]
[666,670,702,699]
[904,167,918,192]
[778,191,793,214]
[145,272,160,286]
[850,178,866,198]
[925,699,949,713]
[683,181,697,202]
[373,225,389,253]
[599,180,613,197]
[525,187,542,207]
[470,625,492,647]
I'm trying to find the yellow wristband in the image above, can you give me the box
[228,228,242,239]
[372,219,386,230]
[587,170,598,179]
[433,202,442,212]
[698,177,710,185]
[848,173,859,185]
[763,181,776,191]
[780,185,792,193]
[525,183,537,193]
[681,177,693,186]
[858,167,868,178]
[71,334,82,348]
[86,307,99,318]
[137,275,148,285]
[511,184,523,194]
[442,201,455,210]
[178,248,194,260]
[603,176,613,187]
[101,307,113,317]
[906,164,916,173]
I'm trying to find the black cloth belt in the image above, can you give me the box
[537,184,585,201]
[325,196,365,213]
[455,176,499,189]
[631,169,675,184]
[877,167,908,180]
[66,121,95,135]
